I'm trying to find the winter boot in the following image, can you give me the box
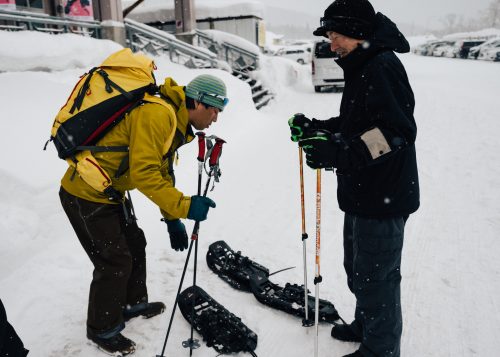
[342,350,364,357]
[123,301,166,321]
[87,330,136,356]
[331,321,362,342]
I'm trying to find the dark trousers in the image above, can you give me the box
[59,187,148,335]
[343,213,406,357]
[1,299,29,357]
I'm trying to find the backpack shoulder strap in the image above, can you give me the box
[143,93,178,156]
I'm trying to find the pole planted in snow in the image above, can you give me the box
[314,168,322,357]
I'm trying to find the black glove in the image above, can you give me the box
[187,196,216,222]
[299,130,345,169]
[288,113,314,142]
[164,219,188,251]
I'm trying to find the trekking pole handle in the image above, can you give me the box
[196,132,206,163]
[209,138,226,167]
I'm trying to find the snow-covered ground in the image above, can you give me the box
[1,31,500,357]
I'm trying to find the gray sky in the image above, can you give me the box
[262,0,493,30]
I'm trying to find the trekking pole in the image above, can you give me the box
[299,147,313,328]
[185,137,225,356]
[314,169,322,357]
[184,132,207,354]
[157,132,206,357]
[157,136,225,357]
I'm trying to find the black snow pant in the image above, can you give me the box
[0,299,29,357]
[59,187,148,336]
[343,213,407,357]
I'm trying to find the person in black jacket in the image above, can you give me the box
[289,1,419,356]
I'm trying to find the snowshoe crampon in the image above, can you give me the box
[178,285,258,355]
[206,240,269,291]
[250,275,340,324]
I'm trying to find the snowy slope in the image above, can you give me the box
[1,31,500,357]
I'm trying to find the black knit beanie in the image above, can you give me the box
[313,0,376,39]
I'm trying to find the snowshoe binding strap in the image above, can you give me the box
[178,285,258,355]
[249,275,341,324]
[206,240,269,291]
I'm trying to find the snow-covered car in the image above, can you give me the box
[432,42,455,57]
[468,38,500,59]
[274,46,311,64]
[312,40,344,92]
[454,40,486,59]
[476,40,500,61]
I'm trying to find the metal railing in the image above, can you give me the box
[125,18,219,69]
[0,8,101,37]
[195,29,260,71]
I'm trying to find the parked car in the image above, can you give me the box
[432,42,455,57]
[312,40,344,92]
[275,46,311,64]
[454,40,485,59]
[475,39,500,60]
[478,45,500,61]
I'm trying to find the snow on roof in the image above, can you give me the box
[122,0,264,24]
[443,28,500,40]
[200,29,261,56]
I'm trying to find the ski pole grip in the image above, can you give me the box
[196,132,206,162]
[209,138,226,167]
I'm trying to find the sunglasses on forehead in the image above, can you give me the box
[197,91,229,107]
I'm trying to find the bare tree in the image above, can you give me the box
[485,0,500,27]
[441,13,458,33]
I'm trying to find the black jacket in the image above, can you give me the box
[317,13,419,218]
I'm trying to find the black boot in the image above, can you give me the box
[331,321,362,342]
[123,301,166,321]
[87,330,136,356]
[343,350,364,357]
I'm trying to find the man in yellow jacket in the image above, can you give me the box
[59,74,228,355]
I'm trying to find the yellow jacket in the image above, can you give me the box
[61,78,194,219]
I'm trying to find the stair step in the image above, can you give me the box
[255,94,274,110]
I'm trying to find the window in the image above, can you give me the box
[15,0,43,9]
[314,42,337,59]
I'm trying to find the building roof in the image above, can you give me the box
[122,0,264,23]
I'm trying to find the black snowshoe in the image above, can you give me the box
[250,275,340,323]
[206,240,269,291]
[178,285,258,356]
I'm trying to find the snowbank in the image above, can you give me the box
[443,28,500,40]
[199,29,261,56]
[0,31,122,72]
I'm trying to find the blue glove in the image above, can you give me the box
[187,196,216,222]
[164,219,188,251]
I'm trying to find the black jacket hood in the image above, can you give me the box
[370,12,409,54]
[336,13,409,72]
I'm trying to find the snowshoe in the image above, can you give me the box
[178,285,258,356]
[206,240,269,291]
[249,275,340,324]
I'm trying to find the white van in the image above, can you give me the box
[312,40,344,92]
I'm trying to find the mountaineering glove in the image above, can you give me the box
[187,196,216,222]
[299,130,345,169]
[164,219,189,251]
[288,113,314,142]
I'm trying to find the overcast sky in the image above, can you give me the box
[263,0,493,29]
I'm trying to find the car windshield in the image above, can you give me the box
[315,42,337,59]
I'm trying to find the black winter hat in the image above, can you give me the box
[313,0,376,39]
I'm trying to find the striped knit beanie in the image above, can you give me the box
[185,74,228,110]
